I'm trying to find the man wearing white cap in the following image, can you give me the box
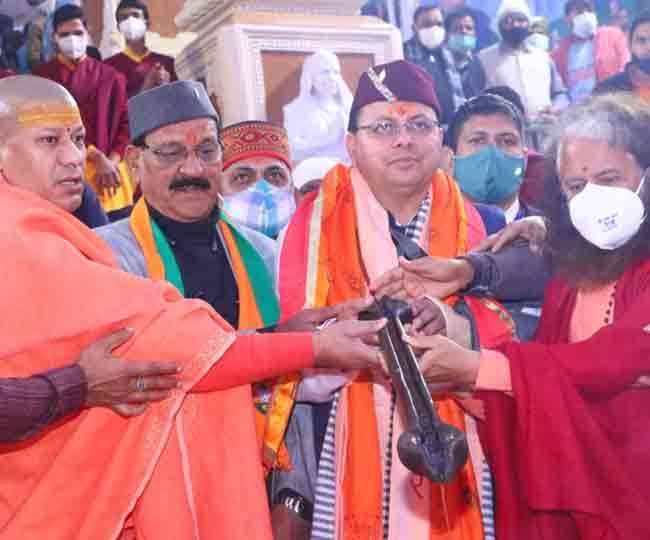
[479,0,569,119]
[292,157,337,202]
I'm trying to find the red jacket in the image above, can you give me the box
[553,26,629,87]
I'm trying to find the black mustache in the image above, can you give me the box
[169,177,211,191]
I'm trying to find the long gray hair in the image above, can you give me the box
[543,93,650,286]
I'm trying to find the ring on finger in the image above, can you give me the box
[135,377,146,392]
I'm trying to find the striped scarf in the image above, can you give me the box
[312,194,431,540]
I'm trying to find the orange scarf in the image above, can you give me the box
[0,184,272,539]
[309,165,483,539]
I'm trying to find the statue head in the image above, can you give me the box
[300,51,353,106]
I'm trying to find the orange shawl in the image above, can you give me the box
[0,184,272,539]
[280,165,488,539]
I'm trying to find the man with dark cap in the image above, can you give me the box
[34,3,135,218]
[278,59,518,540]
[106,0,178,98]
[96,80,387,497]
[0,74,386,539]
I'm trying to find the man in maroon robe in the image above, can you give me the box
[410,93,650,539]
[35,4,128,201]
[105,0,177,99]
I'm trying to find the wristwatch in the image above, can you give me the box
[274,488,314,522]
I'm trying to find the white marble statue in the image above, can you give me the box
[283,50,353,164]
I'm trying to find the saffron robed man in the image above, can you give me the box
[0,75,386,540]
[35,3,135,217]
[278,59,519,540]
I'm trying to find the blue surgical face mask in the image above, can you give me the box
[221,179,296,239]
[453,144,525,205]
[447,33,477,54]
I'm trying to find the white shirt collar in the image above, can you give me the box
[504,198,521,224]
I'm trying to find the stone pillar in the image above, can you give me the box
[174,0,402,126]
[97,0,122,59]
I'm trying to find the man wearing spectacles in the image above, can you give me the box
[277,59,521,540]
[96,81,387,537]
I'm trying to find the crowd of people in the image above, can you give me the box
[1,0,650,539]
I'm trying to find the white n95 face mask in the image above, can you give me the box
[417,26,446,50]
[569,179,646,250]
[119,17,147,41]
[57,34,88,60]
[572,11,598,39]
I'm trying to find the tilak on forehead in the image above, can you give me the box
[16,103,82,128]
[348,59,442,131]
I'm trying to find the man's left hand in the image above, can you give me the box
[370,257,474,300]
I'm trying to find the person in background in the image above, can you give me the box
[527,16,552,51]
[553,0,630,103]
[105,0,177,99]
[479,0,570,120]
[447,93,538,223]
[404,4,486,126]
[291,156,337,202]
[438,0,499,49]
[595,10,650,99]
[482,85,547,208]
[35,3,135,219]
[219,121,296,240]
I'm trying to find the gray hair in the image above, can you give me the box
[552,93,650,173]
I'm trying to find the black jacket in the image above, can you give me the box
[403,38,486,126]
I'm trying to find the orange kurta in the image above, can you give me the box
[0,182,313,539]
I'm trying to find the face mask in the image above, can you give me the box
[525,32,550,51]
[572,12,598,39]
[453,144,525,205]
[417,25,446,50]
[119,16,147,41]
[57,34,87,60]
[447,33,477,54]
[569,179,646,250]
[632,54,650,74]
[222,179,296,239]
[500,26,530,46]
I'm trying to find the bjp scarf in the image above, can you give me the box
[129,199,297,473]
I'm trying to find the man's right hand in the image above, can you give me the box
[78,328,182,417]
[89,148,121,196]
[276,297,374,333]
[141,63,171,92]
[312,319,385,370]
